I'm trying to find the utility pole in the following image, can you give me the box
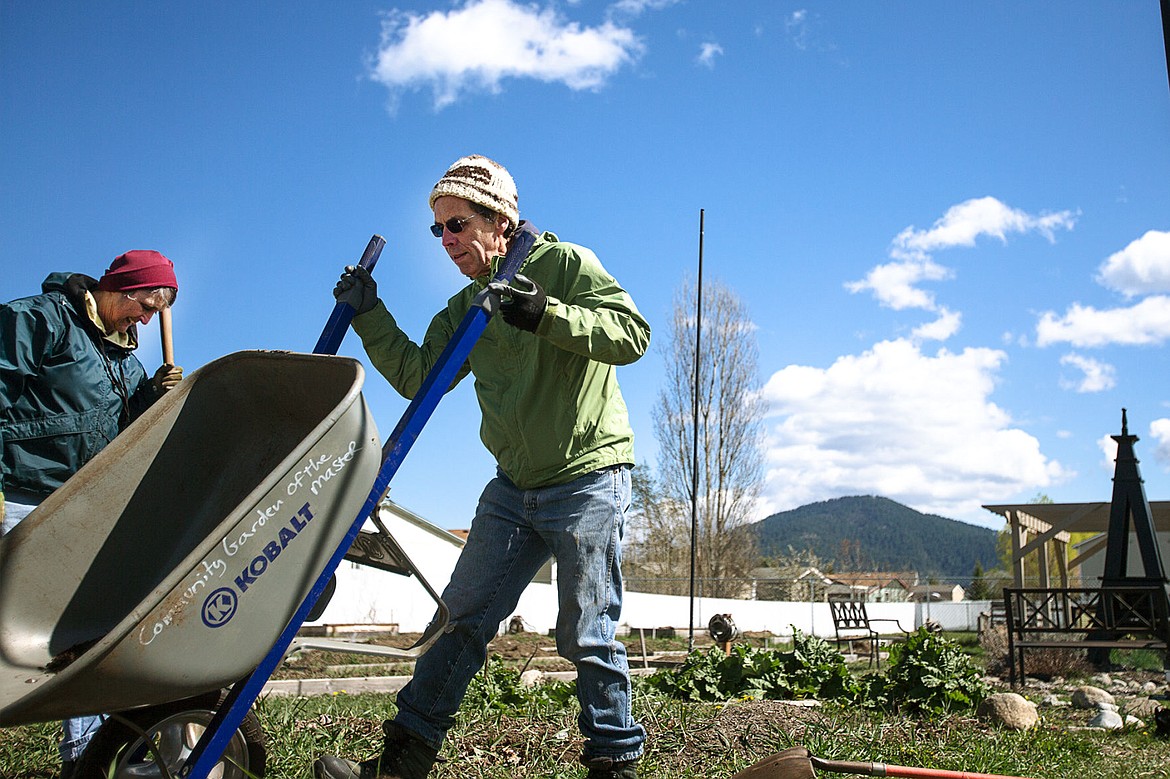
[688,209,705,651]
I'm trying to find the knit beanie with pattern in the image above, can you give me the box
[428,155,519,227]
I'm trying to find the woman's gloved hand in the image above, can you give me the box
[152,364,184,394]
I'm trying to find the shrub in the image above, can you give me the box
[978,625,1011,676]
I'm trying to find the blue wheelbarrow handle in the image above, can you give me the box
[313,234,386,355]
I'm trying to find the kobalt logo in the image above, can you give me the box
[202,588,237,628]
[199,500,318,633]
[233,502,315,593]
[195,501,316,631]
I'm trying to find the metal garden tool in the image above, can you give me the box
[732,747,1036,779]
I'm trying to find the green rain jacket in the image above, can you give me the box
[0,272,155,499]
[352,231,651,489]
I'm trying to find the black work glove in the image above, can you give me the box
[488,273,547,333]
[333,265,378,315]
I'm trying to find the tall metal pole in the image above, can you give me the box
[688,209,704,651]
[1161,0,1170,97]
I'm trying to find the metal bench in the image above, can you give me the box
[829,599,911,668]
[1004,584,1170,686]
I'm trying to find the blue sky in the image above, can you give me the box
[3,1,1169,531]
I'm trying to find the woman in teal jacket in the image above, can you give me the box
[0,249,181,776]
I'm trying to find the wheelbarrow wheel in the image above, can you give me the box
[71,690,266,779]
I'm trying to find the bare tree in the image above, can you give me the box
[625,468,691,596]
[641,277,765,598]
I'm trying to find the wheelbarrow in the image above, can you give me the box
[0,349,446,777]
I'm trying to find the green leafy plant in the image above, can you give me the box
[643,630,858,702]
[461,655,576,715]
[881,627,989,714]
[647,628,988,716]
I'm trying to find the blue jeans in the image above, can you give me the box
[394,466,645,763]
[1,496,106,762]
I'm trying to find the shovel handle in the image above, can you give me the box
[811,756,1036,779]
[160,306,175,365]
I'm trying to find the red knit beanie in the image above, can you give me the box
[96,250,178,292]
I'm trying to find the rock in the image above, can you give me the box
[1091,673,1113,686]
[1087,709,1124,729]
[977,693,1039,731]
[519,669,544,687]
[1123,698,1162,719]
[1124,714,1144,728]
[1072,685,1115,709]
[1096,702,1119,713]
[1142,681,1159,694]
[1039,694,1066,708]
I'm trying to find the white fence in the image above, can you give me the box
[310,505,993,639]
[317,559,991,638]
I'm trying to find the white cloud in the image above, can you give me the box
[889,197,1076,262]
[911,307,961,341]
[786,10,810,50]
[608,0,681,18]
[1058,353,1116,393]
[1096,229,1170,297]
[1150,418,1170,467]
[847,197,1076,317]
[697,42,723,68]
[370,0,642,110]
[1035,295,1170,347]
[1098,433,1118,471]
[758,338,1068,525]
[846,256,951,311]
[784,9,836,53]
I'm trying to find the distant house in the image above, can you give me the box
[747,565,833,601]
[825,571,919,602]
[908,583,966,602]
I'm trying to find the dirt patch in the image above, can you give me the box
[277,631,704,679]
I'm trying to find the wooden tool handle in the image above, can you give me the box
[160,307,175,365]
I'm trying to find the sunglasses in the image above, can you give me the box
[430,214,480,238]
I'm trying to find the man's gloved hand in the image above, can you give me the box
[488,273,547,333]
[153,364,184,394]
[334,265,378,315]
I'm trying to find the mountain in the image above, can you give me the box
[750,495,999,579]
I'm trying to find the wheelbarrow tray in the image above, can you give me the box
[0,350,381,726]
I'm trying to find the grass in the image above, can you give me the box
[2,633,1169,779]
[6,685,1167,778]
[246,684,1170,779]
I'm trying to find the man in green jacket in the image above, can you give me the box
[315,156,651,779]
[0,249,182,777]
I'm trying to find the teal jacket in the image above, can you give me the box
[353,231,651,489]
[1,273,156,498]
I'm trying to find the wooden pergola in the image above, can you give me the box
[982,501,1170,588]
